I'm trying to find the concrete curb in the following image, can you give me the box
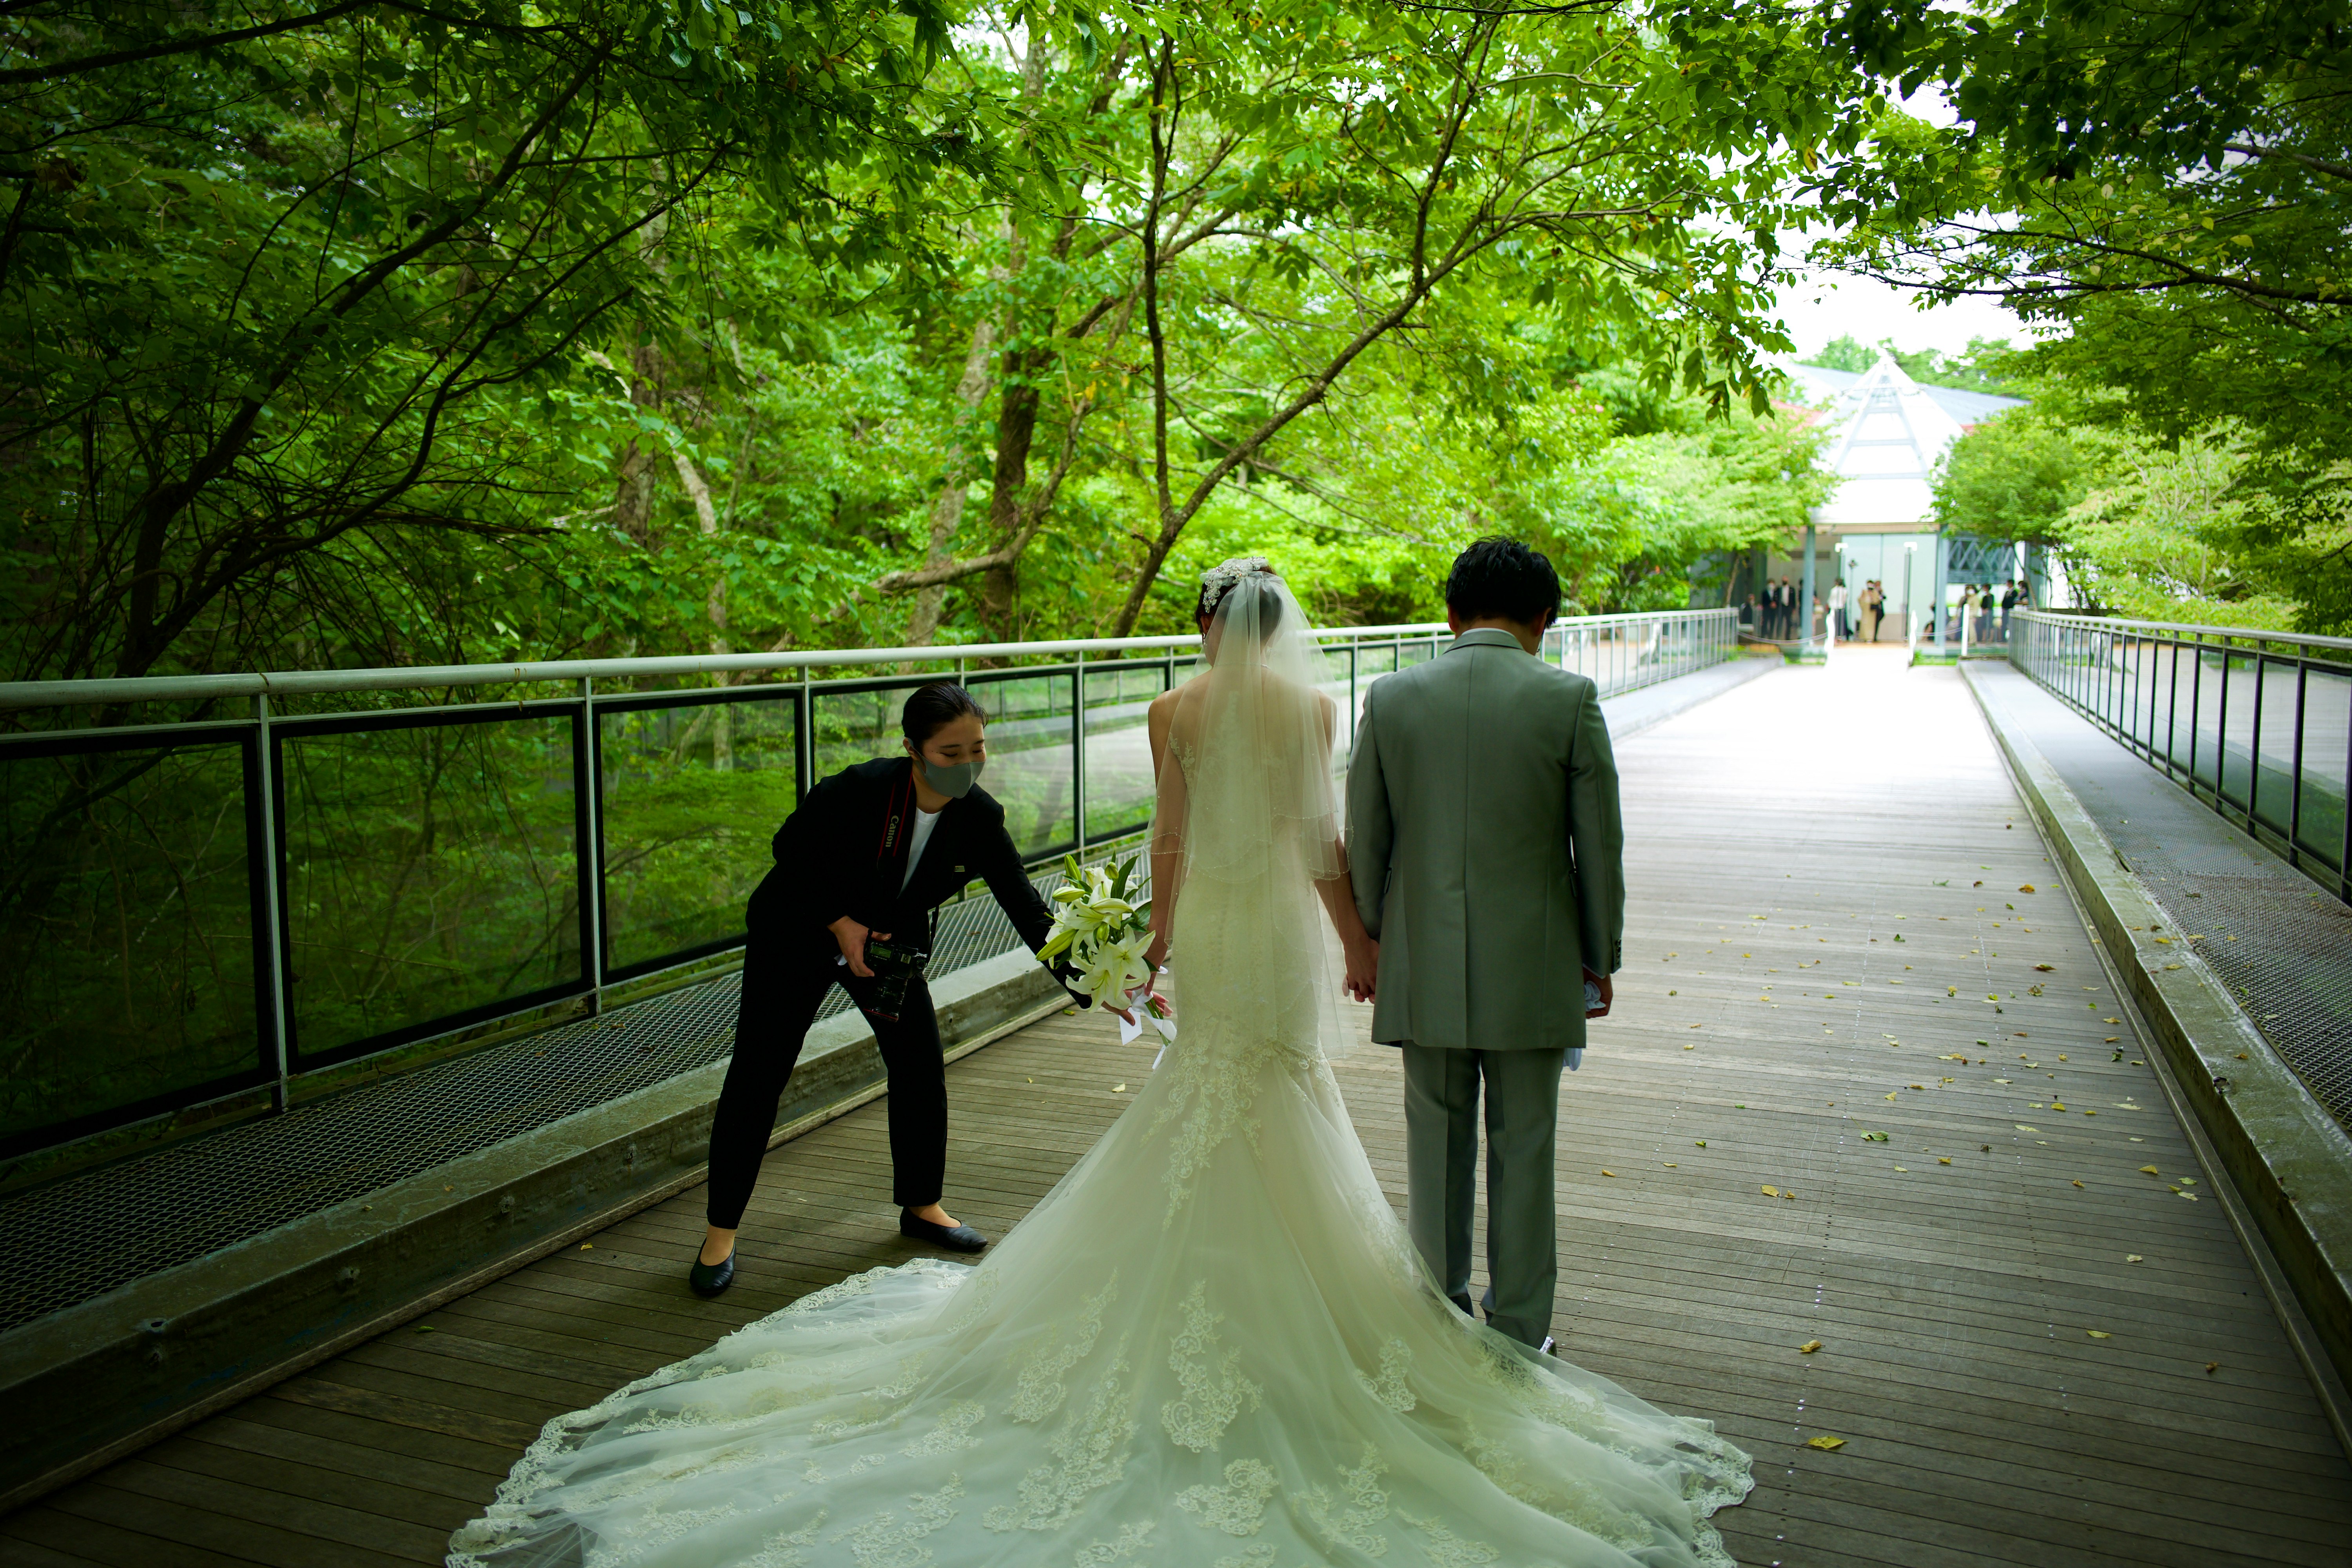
[0,947,1068,1511]
[1961,662,2352,1393]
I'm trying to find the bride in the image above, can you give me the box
[448,561,1752,1568]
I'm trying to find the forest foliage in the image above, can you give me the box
[0,0,1887,690]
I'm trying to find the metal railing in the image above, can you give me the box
[0,608,1733,1158]
[2010,610,2352,903]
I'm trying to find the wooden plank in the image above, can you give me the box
[133,1438,476,1542]
[0,1505,254,1568]
[269,1375,541,1451]
[0,1527,108,1568]
[179,1416,495,1511]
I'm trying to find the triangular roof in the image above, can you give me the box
[1782,354,2025,528]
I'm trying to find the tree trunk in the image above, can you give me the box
[906,309,998,648]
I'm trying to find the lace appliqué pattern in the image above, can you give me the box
[1073,1522,1157,1563]
[1176,1457,1279,1535]
[1008,1272,1117,1423]
[1352,1339,1416,1412]
[900,1398,985,1456]
[1299,1445,1391,1555]
[745,1512,827,1568]
[1161,1282,1264,1452]
[983,1341,1140,1532]
[839,1474,963,1564]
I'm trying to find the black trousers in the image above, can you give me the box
[705,924,947,1229]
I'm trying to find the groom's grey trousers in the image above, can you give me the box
[1401,1044,1566,1349]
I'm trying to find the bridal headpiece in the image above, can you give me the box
[1198,556,1277,619]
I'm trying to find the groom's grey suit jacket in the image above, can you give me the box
[1345,628,1624,1052]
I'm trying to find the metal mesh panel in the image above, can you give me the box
[0,859,1100,1335]
[2097,828,2352,1131]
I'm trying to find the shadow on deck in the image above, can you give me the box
[4,646,2349,1568]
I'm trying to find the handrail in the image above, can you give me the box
[0,606,1737,1159]
[2007,610,2350,907]
[2014,608,2352,654]
[0,612,1738,713]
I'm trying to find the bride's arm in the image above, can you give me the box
[1144,691,1183,972]
[1309,695,1379,1002]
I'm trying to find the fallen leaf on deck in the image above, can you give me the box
[2140,1165,2160,1175]
[1602,1170,1616,1178]
[2072,1180,2084,1188]
[2205,1362,2220,1374]
[1885,1092,1897,1100]
[1862,1130,1889,1142]
[1806,1436,1847,1451]
[1113,1083,1126,1092]
[1761,1185,1780,1197]
[2020,885,2036,893]
[1799,1340,1822,1354]
[2086,1329,2111,1339]
[2034,963,2054,971]
[2127,1254,2143,1263]
[1938,1157,1952,1165]
[1695,1140,1706,1147]
[580,1243,593,1250]
[2017,1124,2040,1132]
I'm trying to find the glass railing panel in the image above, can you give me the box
[811,682,917,788]
[1083,663,1164,845]
[0,735,262,1148]
[2250,654,2298,835]
[969,672,1076,858]
[278,710,581,1062]
[599,691,799,976]
[2186,646,2227,795]
[2299,664,2351,872]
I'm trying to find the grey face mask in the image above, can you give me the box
[917,754,984,799]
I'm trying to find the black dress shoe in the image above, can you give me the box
[688,1249,735,1298]
[900,1209,989,1252]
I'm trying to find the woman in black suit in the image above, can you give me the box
[689,681,1089,1297]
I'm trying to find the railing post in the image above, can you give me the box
[252,691,292,1112]
[796,661,814,807]
[579,677,606,1013]
[1073,652,1087,855]
[2288,659,2307,869]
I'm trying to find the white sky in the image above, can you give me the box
[1772,267,2027,360]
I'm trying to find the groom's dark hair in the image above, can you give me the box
[1446,537,1560,627]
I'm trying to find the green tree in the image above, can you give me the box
[0,0,984,686]
[1812,0,2352,629]
[1930,404,2086,548]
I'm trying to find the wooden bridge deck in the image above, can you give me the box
[5,646,2348,1568]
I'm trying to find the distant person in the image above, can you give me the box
[1742,592,1760,632]
[1858,580,1881,643]
[1829,579,1849,639]
[1975,585,1996,644]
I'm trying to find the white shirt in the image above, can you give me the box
[901,806,944,893]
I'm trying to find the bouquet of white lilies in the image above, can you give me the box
[1040,853,1175,1048]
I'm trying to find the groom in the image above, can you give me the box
[1346,536,1624,1353]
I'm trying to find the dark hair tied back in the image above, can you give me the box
[1445,536,1561,626]
[902,681,984,747]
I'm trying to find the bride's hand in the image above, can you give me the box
[1143,928,1169,974]
[1343,937,1378,1004]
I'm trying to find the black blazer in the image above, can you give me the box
[748,757,1071,982]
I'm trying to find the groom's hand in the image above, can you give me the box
[1583,968,1613,1019]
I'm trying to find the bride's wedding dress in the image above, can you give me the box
[448,576,1752,1568]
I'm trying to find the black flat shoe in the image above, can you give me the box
[688,1249,735,1298]
[900,1209,989,1252]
